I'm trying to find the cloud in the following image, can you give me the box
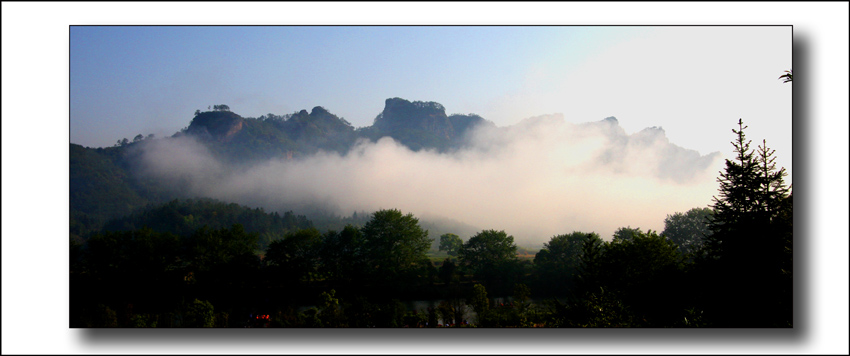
[136,115,723,246]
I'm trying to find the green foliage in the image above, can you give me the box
[277,106,357,155]
[184,299,215,328]
[265,228,323,282]
[185,224,259,273]
[439,233,463,256]
[362,98,495,153]
[360,209,433,284]
[533,232,596,294]
[104,198,312,250]
[70,143,150,236]
[319,225,367,283]
[186,110,242,139]
[459,230,519,290]
[130,313,158,328]
[603,230,684,286]
[612,226,641,241]
[662,207,714,256]
[600,230,687,326]
[317,290,346,327]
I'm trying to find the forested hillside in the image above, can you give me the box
[70,98,496,238]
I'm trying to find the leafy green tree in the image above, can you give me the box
[319,225,366,284]
[601,230,685,297]
[533,232,596,295]
[612,226,641,241]
[265,228,323,282]
[662,207,714,256]
[458,230,519,290]
[360,209,433,284]
[439,233,463,256]
[573,230,686,326]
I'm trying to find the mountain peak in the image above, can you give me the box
[185,110,244,142]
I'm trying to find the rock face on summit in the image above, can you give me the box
[185,110,244,142]
[367,97,494,152]
[374,97,454,139]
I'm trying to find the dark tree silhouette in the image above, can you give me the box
[702,119,792,327]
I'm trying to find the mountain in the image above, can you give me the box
[177,106,360,164]
[359,97,495,152]
[70,143,149,238]
[70,97,496,238]
[275,106,357,155]
[184,109,245,142]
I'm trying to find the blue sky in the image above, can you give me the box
[71,26,633,139]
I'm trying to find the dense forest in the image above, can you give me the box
[70,97,792,328]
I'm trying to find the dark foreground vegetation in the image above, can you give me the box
[70,118,791,328]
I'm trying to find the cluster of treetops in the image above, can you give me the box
[71,118,791,328]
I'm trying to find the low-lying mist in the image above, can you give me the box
[137,114,723,246]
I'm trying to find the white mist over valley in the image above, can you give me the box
[137,112,722,246]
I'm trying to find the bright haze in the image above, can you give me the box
[71,26,791,245]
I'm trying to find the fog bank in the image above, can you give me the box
[138,114,723,246]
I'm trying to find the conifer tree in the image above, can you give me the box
[755,139,790,223]
[703,119,792,326]
[707,119,760,259]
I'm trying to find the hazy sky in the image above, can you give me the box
[70,25,792,178]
